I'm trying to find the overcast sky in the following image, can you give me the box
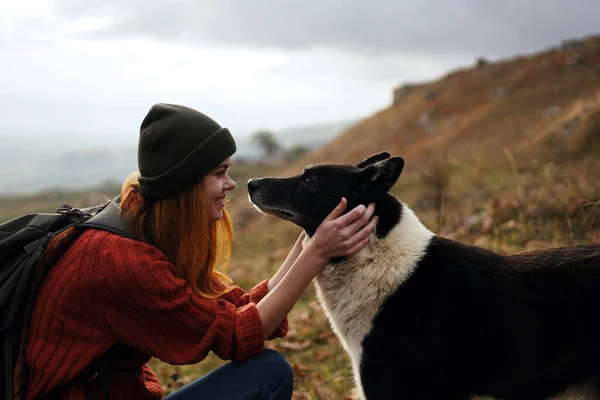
[1,0,598,143]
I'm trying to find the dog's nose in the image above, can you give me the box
[247,179,260,192]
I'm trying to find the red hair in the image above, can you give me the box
[119,172,233,299]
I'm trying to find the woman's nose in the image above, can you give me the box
[226,176,237,190]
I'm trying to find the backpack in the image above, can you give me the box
[0,196,138,400]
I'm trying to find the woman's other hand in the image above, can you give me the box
[304,198,378,265]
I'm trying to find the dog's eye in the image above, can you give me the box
[304,177,310,184]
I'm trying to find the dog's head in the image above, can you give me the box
[248,152,404,236]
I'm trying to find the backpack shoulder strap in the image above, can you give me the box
[77,197,137,241]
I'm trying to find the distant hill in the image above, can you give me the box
[230,119,360,161]
[0,119,356,195]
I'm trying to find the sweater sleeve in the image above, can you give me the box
[88,236,266,364]
[219,280,288,340]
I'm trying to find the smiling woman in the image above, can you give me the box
[23,103,378,400]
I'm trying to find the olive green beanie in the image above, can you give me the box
[137,103,236,201]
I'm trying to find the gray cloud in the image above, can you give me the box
[54,0,600,57]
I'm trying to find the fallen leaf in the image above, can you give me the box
[291,362,309,379]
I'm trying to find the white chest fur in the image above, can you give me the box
[312,204,433,399]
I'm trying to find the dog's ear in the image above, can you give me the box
[362,157,404,195]
[356,152,391,168]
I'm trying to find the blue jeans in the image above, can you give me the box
[163,350,294,400]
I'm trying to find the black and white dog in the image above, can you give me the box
[248,152,600,400]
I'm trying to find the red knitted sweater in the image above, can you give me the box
[25,229,288,400]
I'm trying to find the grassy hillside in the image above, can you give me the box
[2,35,599,399]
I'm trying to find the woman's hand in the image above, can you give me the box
[304,198,378,266]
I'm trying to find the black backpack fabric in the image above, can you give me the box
[0,197,137,400]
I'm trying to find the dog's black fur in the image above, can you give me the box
[248,152,600,400]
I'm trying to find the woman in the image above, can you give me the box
[25,103,378,400]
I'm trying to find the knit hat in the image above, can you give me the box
[137,103,236,201]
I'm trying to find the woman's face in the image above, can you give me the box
[201,157,236,221]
